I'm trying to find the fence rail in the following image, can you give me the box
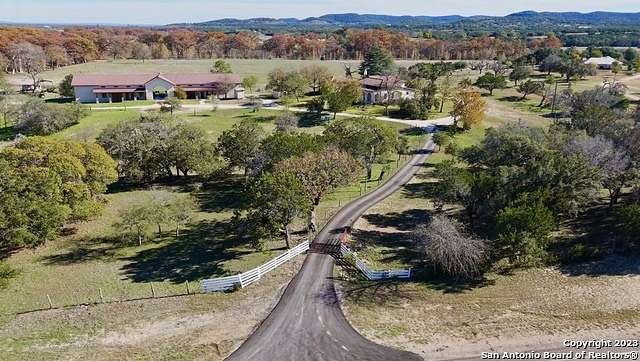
[340,244,411,280]
[200,241,310,292]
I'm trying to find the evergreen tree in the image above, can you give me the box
[359,47,394,77]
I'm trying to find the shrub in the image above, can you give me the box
[275,112,299,133]
[432,132,452,151]
[174,87,187,100]
[398,98,430,119]
[14,98,87,135]
[414,215,489,279]
[0,262,18,289]
[618,204,640,241]
[59,74,74,97]
[495,193,556,267]
[565,243,599,263]
[307,96,325,114]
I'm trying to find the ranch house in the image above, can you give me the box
[361,75,415,105]
[71,73,245,103]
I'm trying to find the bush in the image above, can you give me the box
[275,112,299,133]
[307,96,325,114]
[59,74,74,97]
[14,98,87,135]
[564,243,599,263]
[174,87,187,100]
[495,193,556,267]
[618,204,640,241]
[432,132,452,151]
[398,99,430,119]
[0,262,18,289]
[414,215,489,279]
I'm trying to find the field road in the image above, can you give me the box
[224,123,444,361]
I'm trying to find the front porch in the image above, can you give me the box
[93,88,147,103]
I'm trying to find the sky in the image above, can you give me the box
[1,0,639,25]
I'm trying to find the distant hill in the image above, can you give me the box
[174,11,640,30]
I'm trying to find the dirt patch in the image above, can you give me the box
[339,257,640,360]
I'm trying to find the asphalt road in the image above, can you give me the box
[226,137,435,361]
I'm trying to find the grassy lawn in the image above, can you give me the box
[0,180,296,315]
[0,256,305,361]
[180,108,326,141]
[0,107,426,317]
[52,108,327,143]
[51,110,139,141]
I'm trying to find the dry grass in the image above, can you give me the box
[339,161,640,359]
[0,257,305,361]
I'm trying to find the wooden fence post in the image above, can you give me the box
[151,283,156,298]
[185,281,191,295]
[99,288,104,303]
[46,294,53,309]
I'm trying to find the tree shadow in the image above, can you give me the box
[402,178,439,200]
[120,218,252,283]
[362,209,430,232]
[337,278,419,306]
[399,127,426,137]
[298,112,327,128]
[105,176,202,195]
[350,228,421,269]
[237,113,276,123]
[551,203,626,261]
[195,177,246,213]
[498,95,524,102]
[414,269,495,293]
[558,255,640,277]
[40,235,124,265]
[0,126,15,141]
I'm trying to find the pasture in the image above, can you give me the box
[0,105,427,313]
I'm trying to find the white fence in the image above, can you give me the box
[340,244,411,280]
[200,241,310,292]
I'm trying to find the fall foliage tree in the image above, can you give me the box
[451,90,486,130]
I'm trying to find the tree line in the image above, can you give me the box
[0,26,536,73]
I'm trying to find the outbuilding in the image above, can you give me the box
[583,56,620,70]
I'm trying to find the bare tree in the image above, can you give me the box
[299,65,331,94]
[413,215,488,279]
[131,42,152,63]
[379,72,401,116]
[8,42,46,91]
[470,60,489,74]
[564,135,635,206]
[275,112,299,133]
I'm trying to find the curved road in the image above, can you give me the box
[226,135,436,361]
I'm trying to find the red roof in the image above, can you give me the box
[361,75,403,89]
[72,73,241,87]
[92,88,139,93]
